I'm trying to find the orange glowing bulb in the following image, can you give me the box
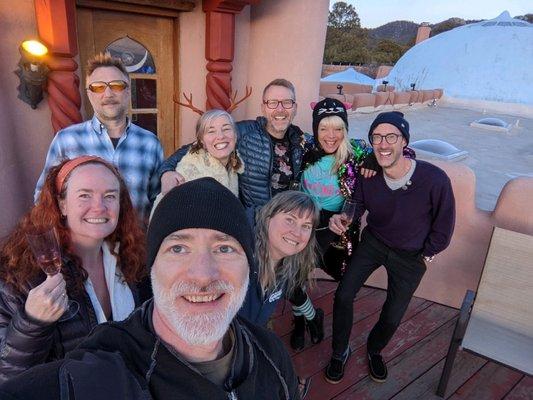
[21,40,48,57]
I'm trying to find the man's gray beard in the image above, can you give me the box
[151,271,249,346]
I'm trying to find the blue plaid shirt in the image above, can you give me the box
[35,116,164,220]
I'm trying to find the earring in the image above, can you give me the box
[230,150,238,168]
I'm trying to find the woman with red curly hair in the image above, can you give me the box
[0,156,148,382]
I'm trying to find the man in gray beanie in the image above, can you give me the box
[0,178,299,400]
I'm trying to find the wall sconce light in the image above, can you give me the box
[382,80,389,91]
[15,39,49,109]
[336,84,344,95]
[410,83,416,91]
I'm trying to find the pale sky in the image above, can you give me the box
[333,0,531,28]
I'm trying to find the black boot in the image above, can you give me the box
[290,315,306,350]
[307,308,324,344]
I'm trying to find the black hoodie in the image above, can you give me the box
[0,300,299,400]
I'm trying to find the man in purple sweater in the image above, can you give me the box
[324,111,455,384]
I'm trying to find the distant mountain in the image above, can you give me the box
[369,21,418,45]
[368,15,531,46]
[430,18,481,37]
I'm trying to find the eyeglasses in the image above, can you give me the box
[87,80,128,93]
[371,133,401,145]
[263,99,295,109]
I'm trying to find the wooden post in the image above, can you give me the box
[34,0,82,133]
[202,0,259,110]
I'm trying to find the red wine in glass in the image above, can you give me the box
[26,228,79,321]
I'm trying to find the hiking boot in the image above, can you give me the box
[290,315,306,351]
[368,352,388,383]
[307,308,324,344]
[324,347,351,384]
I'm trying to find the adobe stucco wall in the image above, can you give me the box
[177,0,329,141]
[177,3,252,144]
[177,4,207,146]
[0,0,54,238]
[243,0,329,133]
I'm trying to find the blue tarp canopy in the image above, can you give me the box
[321,67,375,85]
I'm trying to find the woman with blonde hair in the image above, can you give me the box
[239,191,322,333]
[152,109,244,216]
[284,98,374,351]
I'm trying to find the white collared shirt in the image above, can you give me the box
[84,242,135,324]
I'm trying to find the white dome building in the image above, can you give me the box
[387,12,533,105]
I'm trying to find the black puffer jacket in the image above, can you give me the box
[0,300,300,400]
[236,117,311,210]
[159,117,312,215]
[0,258,146,383]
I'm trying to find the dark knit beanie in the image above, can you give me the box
[368,111,410,145]
[147,177,254,269]
[312,98,349,139]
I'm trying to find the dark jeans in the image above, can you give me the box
[289,286,307,306]
[331,228,426,357]
[290,210,361,309]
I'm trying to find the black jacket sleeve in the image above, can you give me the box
[0,283,56,383]
[157,143,192,177]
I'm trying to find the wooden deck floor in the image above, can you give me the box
[271,281,532,400]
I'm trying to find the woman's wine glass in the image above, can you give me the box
[26,228,79,321]
[331,199,356,249]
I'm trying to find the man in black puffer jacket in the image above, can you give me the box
[159,79,313,220]
[0,179,299,400]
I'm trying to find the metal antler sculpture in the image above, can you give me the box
[227,86,253,113]
[174,86,253,115]
[173,92,205,116]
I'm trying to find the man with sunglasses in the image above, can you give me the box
[159,78,311,220]
[325,111,455,385]
[34,53,164,221]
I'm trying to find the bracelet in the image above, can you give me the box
[423,255,435,263]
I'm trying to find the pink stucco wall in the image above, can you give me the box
[243,0,329,133]
[0,0,54,238]
[177,4,207,145]
[177,0,329,141]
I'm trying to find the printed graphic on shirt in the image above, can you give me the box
[302,155,344,212]
[271,138,293,196]
[268,289,283,303]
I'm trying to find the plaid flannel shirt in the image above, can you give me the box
[34,116,164,220]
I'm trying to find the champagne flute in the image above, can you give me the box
[26,228,79,321]
[340,199,356,228]
[332,199,356,249]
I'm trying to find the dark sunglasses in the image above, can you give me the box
[87,80,128,93]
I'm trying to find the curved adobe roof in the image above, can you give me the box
[387,12,533,105]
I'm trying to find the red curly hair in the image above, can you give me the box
[0,158,147,295]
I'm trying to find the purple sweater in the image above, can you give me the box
[354,160,455,257]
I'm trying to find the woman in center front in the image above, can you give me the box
[239,191,321,334]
